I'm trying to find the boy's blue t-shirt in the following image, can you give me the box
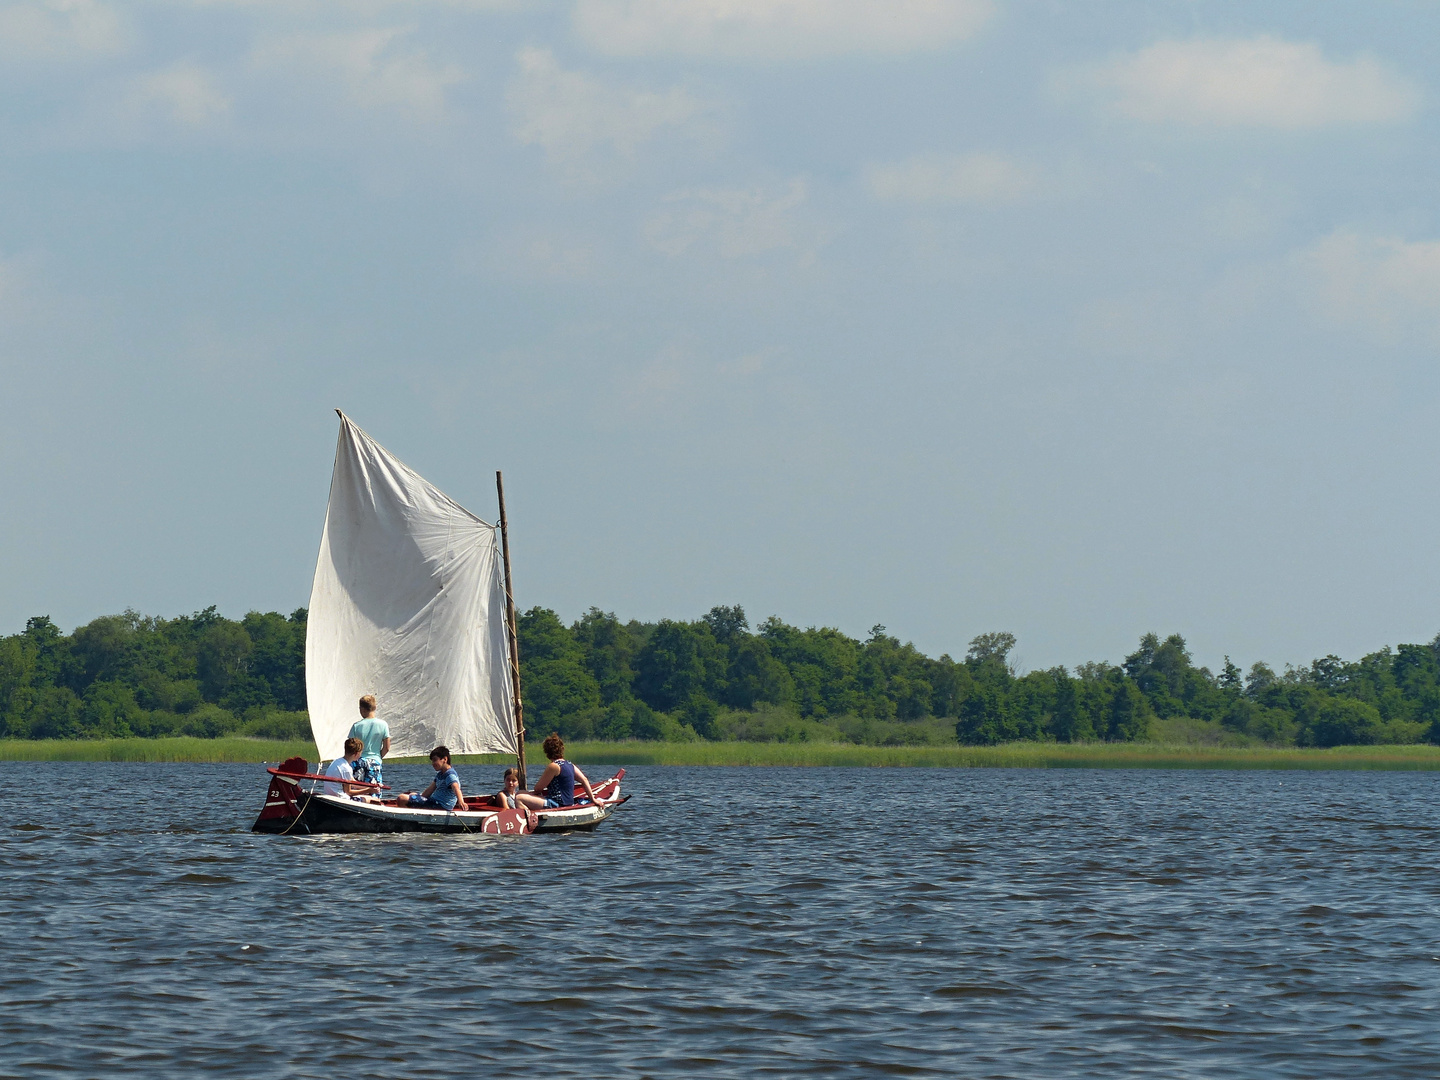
[348,717,389,760]
[430,766,460,810]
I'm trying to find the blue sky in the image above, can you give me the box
[3,0,1438,675]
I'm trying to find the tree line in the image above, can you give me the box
[0,608,309,741]
[1,604,1438,747]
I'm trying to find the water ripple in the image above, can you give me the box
[3,763,1440,1077]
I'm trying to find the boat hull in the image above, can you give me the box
[253,767,627,836]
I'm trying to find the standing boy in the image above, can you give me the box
[348,694,390,789]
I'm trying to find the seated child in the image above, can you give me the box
[398,746,466,811]
[322,738,368,799]
[494,766,521,808]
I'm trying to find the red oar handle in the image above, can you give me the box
[266,767,391,790]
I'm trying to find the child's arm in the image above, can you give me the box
[450,780,465,809]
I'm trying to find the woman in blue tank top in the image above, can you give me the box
[516,734,598,810]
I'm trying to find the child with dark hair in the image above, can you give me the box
[397,746,466,811]
[494,766,522,809]
[516,734,597,810]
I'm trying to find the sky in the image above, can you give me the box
[3,0,1439,675]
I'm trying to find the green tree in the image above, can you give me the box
[1219,656,1242,694]
[518,607,602,736]
[81,681,145,737]
[572,608,637,705]
[1300,697,1383,747]
[23,615,67,688]
[703,605,749,644]
[760,618,863,718]
[966,632,1016,667]
[956,685,1014,744]
[1048,668,1086,741]
[1245,662,1277,697]
[635,620,725,713]
[1008,670,1056,740]
[723,636,793,710]
[197,622,252,702]
[1106,674,1151,741]
[29,685,83,739]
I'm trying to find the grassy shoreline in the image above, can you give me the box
[5,737,1440,770]
[0,737,320,763]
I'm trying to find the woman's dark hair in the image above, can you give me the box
[542,733,564,761]
[430,745,450,762]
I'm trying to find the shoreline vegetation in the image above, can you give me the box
[5,603,1439,758]
[7,737,1440,770]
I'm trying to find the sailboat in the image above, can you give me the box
[252,411,628,835]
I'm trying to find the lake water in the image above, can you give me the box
[2,763,1439,1077]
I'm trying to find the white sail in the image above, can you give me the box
[305,413,517,761]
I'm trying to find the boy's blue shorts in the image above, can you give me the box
[354,758,383,787]
[406,795,450,810]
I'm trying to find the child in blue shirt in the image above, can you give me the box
[400,746,467,811]
[348,694,390,788]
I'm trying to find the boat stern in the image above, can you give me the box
[252,757,309,833]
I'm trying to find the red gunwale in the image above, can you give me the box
[267,766,389,790]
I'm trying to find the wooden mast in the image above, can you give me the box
[496,471,526,785]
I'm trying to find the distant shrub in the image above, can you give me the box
[834,715,957,747]
[180,703,238,739]
[240,708,310,741]
[1300,698,1384,747]
[713,704,843,743]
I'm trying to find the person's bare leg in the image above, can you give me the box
[515,792,546,810]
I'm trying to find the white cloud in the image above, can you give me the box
[507,47,708,171]
[866,152,1034,205]
[1069,36,1418,129]
[1297,230,1440,343]
[253,28,464,121]
[574,0,993,61]
[125,62,231,127]
[645,178,810,258]
[0,0,129,61]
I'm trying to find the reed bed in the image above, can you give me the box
[5,738,1440,770]
[0,737,319,763]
